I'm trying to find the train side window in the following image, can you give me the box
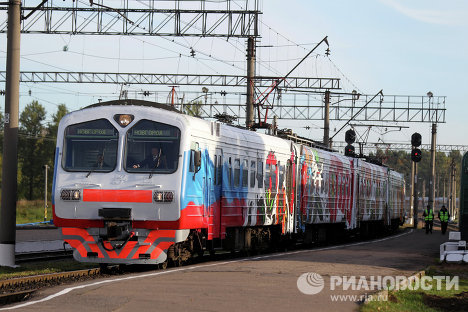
[214,155,218,185]
[189,143,200,173]
[227,157,232,187]
[234,158,240,188]
[279,163,284,188]
[242,159,248,188]
[271,164,277,190]
[265,163,270,189]
[257,159,263,189]
[217,155,222,185]
[250,160,256,188]
[189,150,195,173]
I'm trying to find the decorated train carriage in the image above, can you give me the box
[298,145,355,230]
[183,116,294,243]
[53,99,406,266]
[388,170,406,228]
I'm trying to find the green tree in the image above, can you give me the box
[184,100,203,117]
[0,111,3,153]
[41,104,69,199]
[18,101,46,200]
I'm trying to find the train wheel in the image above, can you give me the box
[159,261,168,270]
[99,263,110,274]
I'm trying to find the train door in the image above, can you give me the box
[287,143,298,233]
[202,149,211,219]
[384,168,391,226]
[211,148,223,239]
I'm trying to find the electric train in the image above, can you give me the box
[52,99,405,266]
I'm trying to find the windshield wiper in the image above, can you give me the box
[87,159,105,178]
[86,168,96,178]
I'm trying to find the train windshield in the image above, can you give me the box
[125,119,181,174]
[62,119,118,172]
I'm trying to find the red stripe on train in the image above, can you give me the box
[83,189,153,203]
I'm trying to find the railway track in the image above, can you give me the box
[15,250,73,263]
[0,268,101,306]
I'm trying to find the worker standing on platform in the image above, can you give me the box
[438,205,450,235]
[423,205,434,234]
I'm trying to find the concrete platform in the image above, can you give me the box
[15,228,68,254]
[2,228,452,312]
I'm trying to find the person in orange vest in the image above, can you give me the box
[423,205,434,234]
[438,205,450,235]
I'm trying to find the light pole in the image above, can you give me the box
[43,165,49,222]
[427,91,437,212]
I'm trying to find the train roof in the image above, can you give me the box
[77,100,399,171]
[85,99,180,113]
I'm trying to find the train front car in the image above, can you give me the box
[53,100,188,265]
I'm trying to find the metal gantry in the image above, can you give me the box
[0,71,340,89]
[0,0,261,37]
[332,142,467,152]
[1,70,445,124]
[178,92,446,124]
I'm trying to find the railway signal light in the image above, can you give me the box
[411,148,422,162]
[411,132,422,147]
[345,129,356,144]
[345,144,355,157]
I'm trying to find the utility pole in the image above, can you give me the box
[43,165,49,222]
[0,0,21,267]
[246,36,255,129]
[323,90,330,147]
[453,174,457,221]
[450,159,456,220]
[413,163,419,228]
[422,179,426,208]
[443,179,446,206]
[410,161,415,226]
[429,123,437,210]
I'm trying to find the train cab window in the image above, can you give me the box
[125,119,180,174]
[234,159,240,188]
[250,161,256,188]
[242,159,248,188]
[62,119,118,172]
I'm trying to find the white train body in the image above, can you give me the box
[53,100,405,265]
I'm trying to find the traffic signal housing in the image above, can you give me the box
[345,144,355,157]
[345,129,356,144]
[411,148,422,162]
[411,132,421,147]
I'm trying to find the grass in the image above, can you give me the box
[16,199,52,225]
[0,260,98,281]
[361,264,468,312]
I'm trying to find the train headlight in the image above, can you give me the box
[60,189,81,201]
[163,191,174,202]
[154,191,164,202]
[153,191,174,203]
[114,114,134,127]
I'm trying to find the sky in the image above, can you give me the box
[0,0,467,151]
[263,0,468,148]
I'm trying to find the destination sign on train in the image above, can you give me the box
[72,128,116,136]
[132,129,173,137]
